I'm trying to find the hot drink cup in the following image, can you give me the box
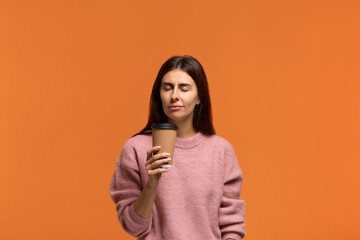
[151,123,177,168]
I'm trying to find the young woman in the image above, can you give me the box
[110,56,245,240]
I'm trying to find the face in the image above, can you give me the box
[160,69,200,124]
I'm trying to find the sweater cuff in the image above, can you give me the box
[222,233,242,240]
[129,202,153,225]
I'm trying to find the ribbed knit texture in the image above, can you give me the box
[110,132,245,240]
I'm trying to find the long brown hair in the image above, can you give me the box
[136,55,215,135]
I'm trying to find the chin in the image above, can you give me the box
[166,114,192,124]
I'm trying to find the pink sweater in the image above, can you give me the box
[110,132,245,240]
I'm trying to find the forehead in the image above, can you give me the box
[162,69,195,85]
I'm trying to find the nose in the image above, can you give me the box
[171,89,179,101]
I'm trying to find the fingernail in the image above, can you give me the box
[164,158,171,161]
[164,153,170,156]
[155,146,161,148]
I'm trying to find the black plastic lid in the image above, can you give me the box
[152,123,178,130]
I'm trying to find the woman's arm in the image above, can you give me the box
[110,143,170,237]
[134,146,170,218]
[219,142,246,240]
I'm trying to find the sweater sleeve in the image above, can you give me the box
[109,142,152,238]
[219,142,246,240]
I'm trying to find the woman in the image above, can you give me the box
[110,56,245,240]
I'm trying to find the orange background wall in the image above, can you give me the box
[1,0,359,239]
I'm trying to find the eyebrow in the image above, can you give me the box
[162,82,192,87]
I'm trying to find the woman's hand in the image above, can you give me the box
[145,146,171,189]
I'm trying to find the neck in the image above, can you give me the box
[168,117,197,138]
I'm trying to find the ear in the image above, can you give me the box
[196,96,201,105]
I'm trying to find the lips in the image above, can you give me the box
[169,105,183,110]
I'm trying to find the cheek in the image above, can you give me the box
[189,94,199,105]
[159,91,166,102]
[160,92,167,109]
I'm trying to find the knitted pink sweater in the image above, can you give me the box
[110,132,245,239]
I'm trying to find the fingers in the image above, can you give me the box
[147,167,170,175]
[147,153,170,166]
[145,146,171,176]
[146,157,171,171]
[146,146,161,160]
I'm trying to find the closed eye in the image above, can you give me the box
[161,82,192,92]
[162,83,173,91]
[163,86,172,91]
[179,84,191,92]
[180,87,189,92]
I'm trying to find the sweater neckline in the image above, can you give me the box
[175,131,206,149]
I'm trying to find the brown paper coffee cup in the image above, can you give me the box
[152,123,177,168]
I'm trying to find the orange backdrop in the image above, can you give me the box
[1,0,359,239]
